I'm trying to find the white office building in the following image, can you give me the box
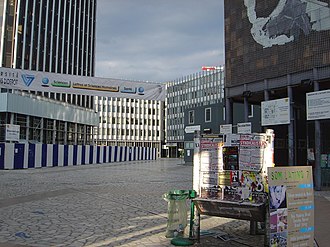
[94,96,165,153]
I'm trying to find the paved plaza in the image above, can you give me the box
[0,159,328,247]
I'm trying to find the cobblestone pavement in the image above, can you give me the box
[0,159,268,246]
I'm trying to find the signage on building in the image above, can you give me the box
[261,98,290,126]
[0,67,165,101]
[5,124,20,142]
[220,124,232,134]
[184,125,200,133]
[306,89,330,120]
[268,166,314,247]
[237,122,252,134]
[201,66,222,71]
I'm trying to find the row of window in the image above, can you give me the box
[167,85,222,104]
[97,105,160,115]
[166,70,223,94]
[100,117,160,126]
[96,128,160,137]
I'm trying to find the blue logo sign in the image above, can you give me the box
[41,77,49,87]
[138,87,144,95]
[21,74,35,87]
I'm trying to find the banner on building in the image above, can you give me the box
[268,166,314,247]
[0,67,165,101]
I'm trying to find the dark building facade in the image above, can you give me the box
[224,0,330,189]
[183,102,261,164]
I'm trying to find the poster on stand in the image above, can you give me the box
[268,166,314,247]
[239,134,268,172]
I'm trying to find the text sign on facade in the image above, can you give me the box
[5,124,20,142]
[261,98,290,126]
[220,124,232,134]
[306,89,330,120]
[185,125,201,134]
[268,166,314,247]
[237,122,252,134]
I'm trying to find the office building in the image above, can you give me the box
[165,68,225,157]
[0,0,97,144]
[1,0,96,76]
[94,96,165,153]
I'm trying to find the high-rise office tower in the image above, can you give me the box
[0,0,96,76]
[0,0,97,144]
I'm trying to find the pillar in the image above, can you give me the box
[313,68,321,190]
[287,79,295,166]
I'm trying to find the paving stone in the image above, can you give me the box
[0,159,270,246]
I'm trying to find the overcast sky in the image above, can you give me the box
[95,0,224,83]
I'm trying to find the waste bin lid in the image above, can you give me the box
[164,190,192,201]
[171,237,194,246]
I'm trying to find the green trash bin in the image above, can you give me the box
[163,190,191,238]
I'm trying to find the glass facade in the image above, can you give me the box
[0,0,96,77]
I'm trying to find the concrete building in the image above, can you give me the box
[224,0,330,189]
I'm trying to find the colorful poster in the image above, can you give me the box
[200,138,224,172]
[223,146,239,170]
[239,134,268,171]
[268,166,314,247]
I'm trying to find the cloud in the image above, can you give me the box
[95,0,224,82]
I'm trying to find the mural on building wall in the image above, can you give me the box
[244,0,330,48]
[224,0,330,87]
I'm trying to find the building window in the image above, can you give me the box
[189,110,194,124]
[248,104,254,118]
[205,108,211,122]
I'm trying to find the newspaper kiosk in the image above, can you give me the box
[191,130,275,244]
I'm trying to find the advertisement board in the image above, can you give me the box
[0,67,165,101]
[268,166,314,247]
[195,132,273,202]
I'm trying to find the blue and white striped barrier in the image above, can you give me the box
[0,143,157,169]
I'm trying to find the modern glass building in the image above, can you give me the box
[0,0,96,76]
